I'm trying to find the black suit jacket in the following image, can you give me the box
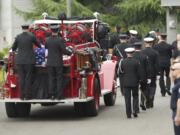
[120,57,141,87]
[113,43,130,60]
[142,47,159,78]
[133,51,150,81]
[12,32,41,64]
[45,35,71,66]
[153,41,172,67]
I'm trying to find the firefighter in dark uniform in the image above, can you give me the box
[110,25,121,48]
[120,47,141,118]
[142,37,159,108]
[153,33,172,96]
[128,30,139,45]
[133,41,150,110]
[45,25,72,100]
[113,34,129,95]
[170,63,180,135]
[11,24,41,100]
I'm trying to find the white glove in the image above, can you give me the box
[66,46,73,53]
[157,76,160,79]
[147,79,151,84]
[9,49,13,53]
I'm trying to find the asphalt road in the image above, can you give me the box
[0,86,174,135]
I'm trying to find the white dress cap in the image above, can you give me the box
[129,30,138,35]
[144,37,154,42]
[149,31,155,34]
[125,47,135,53]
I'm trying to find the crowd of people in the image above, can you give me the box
[110,26,180,134]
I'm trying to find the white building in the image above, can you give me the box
[161,0,180,43]
[0,0,33,49]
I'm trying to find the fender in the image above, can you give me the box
[101,60,117,91]
[86,72,101,97]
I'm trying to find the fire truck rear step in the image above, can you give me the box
[0,97,93,103]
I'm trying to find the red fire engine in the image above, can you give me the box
[0,18,117,118]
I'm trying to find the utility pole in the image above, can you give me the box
[66,0,71,18]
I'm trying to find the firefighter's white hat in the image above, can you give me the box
[144,37,154,42]
[125,47,135,53]
[129,30,138,35]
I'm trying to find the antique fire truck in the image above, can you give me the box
[0,17,117,118]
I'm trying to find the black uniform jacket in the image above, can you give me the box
[45,35,71,66]
[153,41,172,67]
[142,47,159,78]
[133,51,150,81]
[128,37,139,46]
[120,57,141,87]
[171,78,180,111]
[171,40,180,59]
[12,32,41,64]
[113,43,130,60]
[110,32,120,48]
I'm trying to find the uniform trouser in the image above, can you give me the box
[159,66,171,95]
[119,74,124,95]
[47,66,63,97]
[147,77,156,107]
[140,81,148,107]
[124,86,139,117]
[172,111,180,135]
[16,64,34,98]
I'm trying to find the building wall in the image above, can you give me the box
[0,0,33,49]
[161,0,180,6]
[0,0,12,48]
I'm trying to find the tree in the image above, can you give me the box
[115,0,166,35]
[15,0,93,21]
[15,0,179,36]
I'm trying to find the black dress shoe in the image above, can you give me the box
[166,90,172,96]
[24,96,32,100]
[56,95,64,100]
[133,113,138,118]
[127,115,131,119]
[140,104,146,111]
[50,95,55,100]
[20,97,25,100]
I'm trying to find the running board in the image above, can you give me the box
[0,97,94,103]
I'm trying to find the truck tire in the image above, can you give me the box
[104,89,116,106]
[86,78,100,116]
[5,102,18,118]
[74,102,86,116]
[16,103,31,117]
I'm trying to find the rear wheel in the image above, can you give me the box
[5,102,31,118]
[86,78,100,116]
[104,86,117,106]
[16,103,31,117]
[74,102,86,116]
[5,102,17,118]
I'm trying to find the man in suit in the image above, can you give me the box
[120,47,141,118]
[133,41,150,110]
[45,25,72,100]
[153,33,172,96]
[110,25,121,48]
[11,24,41,100]
[113,34,129,95]
[128,30,139,46]
[142,37,159,108]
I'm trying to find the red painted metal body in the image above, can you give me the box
[1,19,117,103]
